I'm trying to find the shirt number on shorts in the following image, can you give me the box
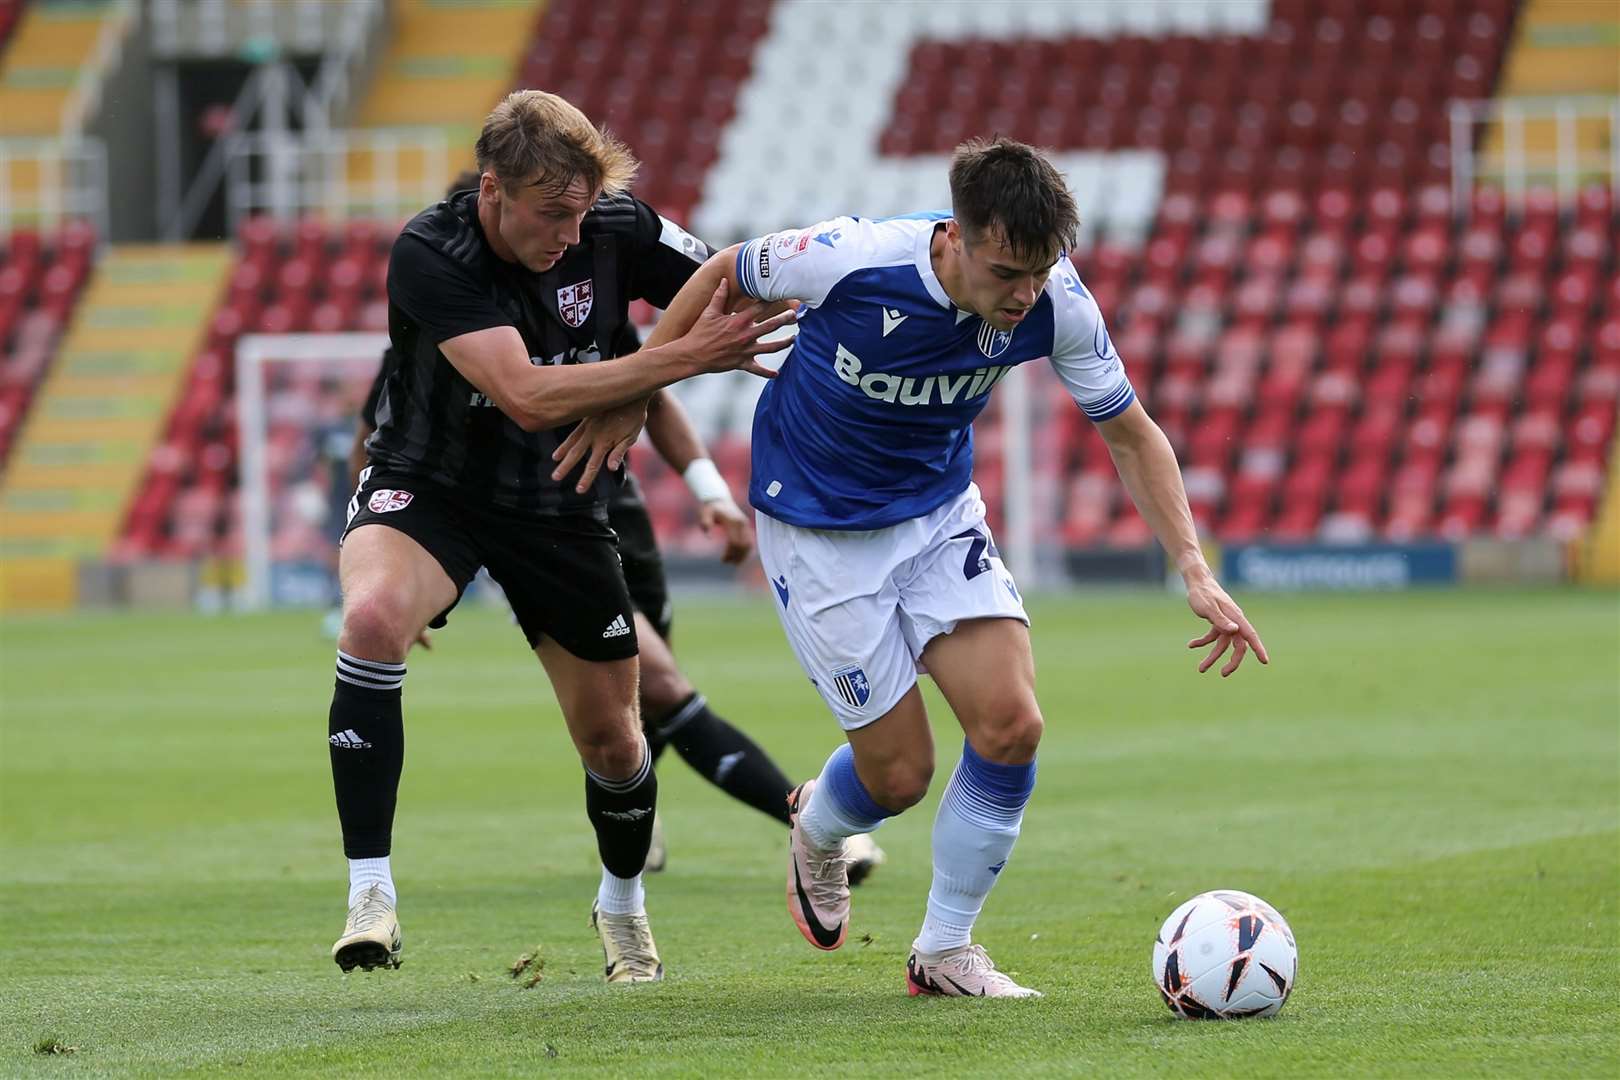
[951,528,992,580]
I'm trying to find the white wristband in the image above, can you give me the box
[682,457,732,504]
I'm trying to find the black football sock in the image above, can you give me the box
[655,693,793,826]
[328,651,406,859]
[643,715,670,765]
[584,741,658,879]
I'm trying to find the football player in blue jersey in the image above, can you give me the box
[561,136,1268,997]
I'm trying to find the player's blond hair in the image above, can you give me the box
[474,90,638,198]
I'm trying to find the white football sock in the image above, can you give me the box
[916,744,1035,954]
[348,856,395,907]
[596,867,646,916]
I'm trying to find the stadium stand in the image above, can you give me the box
[0,0,26,57]
[115,217,393,560]
[355,0,533,137]
[0,221,95,466]
[112,0,1617,568]
[0,0,125,136]
[2,244,230,587]
[513,0,773,225]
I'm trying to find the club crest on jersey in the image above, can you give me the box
[831,665,871,709]
[558,280,593,328]
[367,488,413,513]
[977,322,1014,359]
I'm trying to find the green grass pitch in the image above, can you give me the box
[2,587,1616,1077]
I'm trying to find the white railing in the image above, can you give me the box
[150,0,383,61]
[157,0,390,239]
[304,0,390,137]
[1450,96,1620,212]
[0,138,110,238]
[60,0,137,137]
[223,127,454,231]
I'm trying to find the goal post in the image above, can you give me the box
[235,332,390,611]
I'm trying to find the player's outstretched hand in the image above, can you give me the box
[684,280,797,378]
[1184,573,1268,677]
[699,496,754,565]
[552,398,648,493]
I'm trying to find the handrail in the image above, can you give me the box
[1449,95,1620,214]
[0,137,110,239]
[156,0,388,239]
[60,0,137,137]
[223,127,453,229]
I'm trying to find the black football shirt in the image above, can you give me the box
[370,188,708,516]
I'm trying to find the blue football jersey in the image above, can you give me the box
[736,214,1135,530]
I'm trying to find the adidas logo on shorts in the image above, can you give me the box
[329,729,372,750]
[602,614,632,639]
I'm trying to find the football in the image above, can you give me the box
[1151,890,1297,1019]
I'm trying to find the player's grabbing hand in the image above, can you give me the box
[680,280,797,379]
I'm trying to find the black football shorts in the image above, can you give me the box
[342,467,638,661]
[608,473,674,642]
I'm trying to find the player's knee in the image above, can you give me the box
[870,758,933,811]
[637,662,692,719]
[975,702,1044,764]
[338,590,417,660]
[575,717,645,780]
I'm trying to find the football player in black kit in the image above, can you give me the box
[353,336,887,885]
[326,90,795,982]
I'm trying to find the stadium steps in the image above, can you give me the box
[0,244,229,609]
[349,0,537,169]
[0,0,124,137]
[1482,0,1620,169]
[1576,442,1620,584]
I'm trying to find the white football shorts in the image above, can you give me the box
[755,482,1030,730]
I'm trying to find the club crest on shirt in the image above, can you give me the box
[977,322,1014,359]
[558,279,593,328]
[367,488,413,513]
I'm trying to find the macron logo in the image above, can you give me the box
[330,729,372,750]
[881,307,908,337]
[602,614,632,639]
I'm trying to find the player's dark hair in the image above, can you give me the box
[446,170,481,198]
[949,136,1079,264]
[475,90,638,199]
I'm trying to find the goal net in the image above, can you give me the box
[235,332,390,611]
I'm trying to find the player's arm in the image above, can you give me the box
[639,244,747,353]
[348,354,387,488]
[1094,402,1267,676]
[641,221,850,352]
[644,389,752,564]
[440,297,785,431]
[1048,263,1266,676]
[389,235,791,432]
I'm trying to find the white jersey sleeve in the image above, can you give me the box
[735,217,880,308]
[1046,257,1136,422]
